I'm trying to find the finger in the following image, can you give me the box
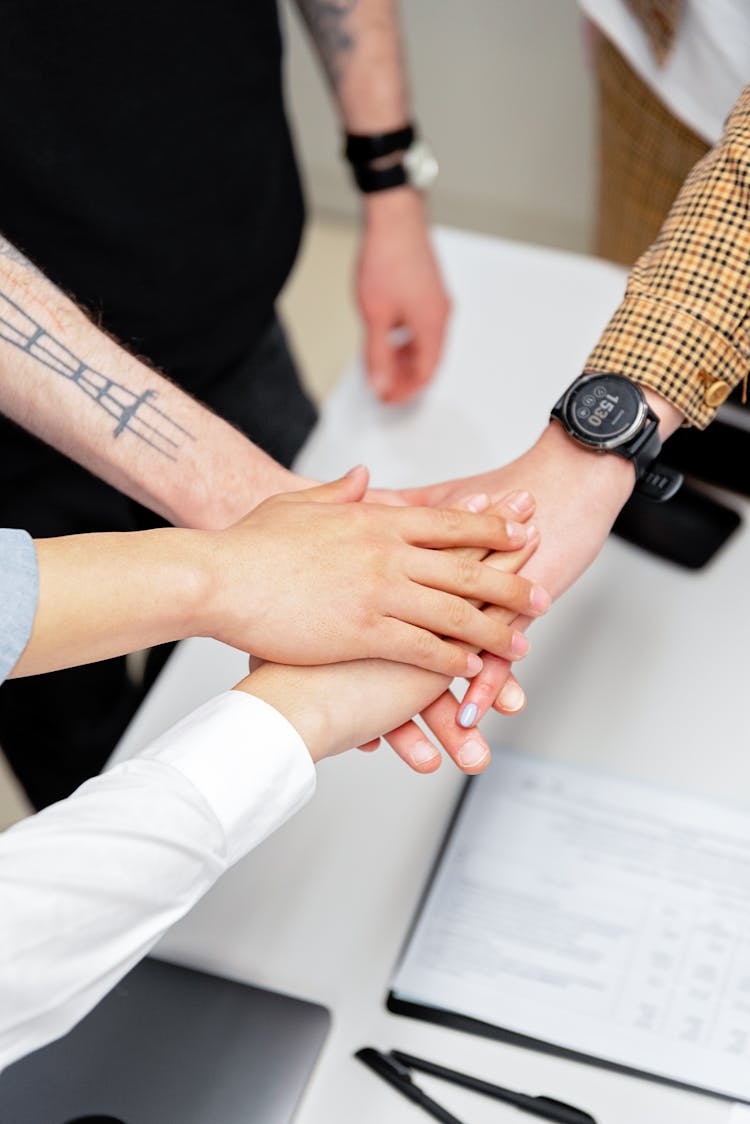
[365,316,398,401]
[407,551,550,618]
[377,618,485,679]
[385,702,491,775]
[357,739,381,753]
[383,719,444,772]
[493,673,527,715]
[393,506,532,552]
[294,464,370,504]
[388,585,530,664]
[456,650,516,727]
[412,309,448,388]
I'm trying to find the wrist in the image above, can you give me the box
[535,420,636,510]
[234,665,330,764]
[363,184,425,226]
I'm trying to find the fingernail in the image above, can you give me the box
[459,739,488,768]
[527,523,540,543]
[458,701,479,728]
[345,464,366,477]
[504,490,532,515]
[371,373,388,395]
[465,493,489,513]
[465,653,483,677]
[498,680,525,712]
[511,631,530,658]
[530,585,551,613]
[505,520,527,542]
[411,740,439,765]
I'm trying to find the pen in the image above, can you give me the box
[391,1050,597,1124]
[356,1048,465,1124]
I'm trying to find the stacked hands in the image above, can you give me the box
[237,422,637,773]
[234,463,547,776]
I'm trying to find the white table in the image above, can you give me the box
[115,228,749,1124]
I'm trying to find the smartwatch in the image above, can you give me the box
[550,372,683,501]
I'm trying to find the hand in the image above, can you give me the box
[199,466,549,677]
[357,188,450,404]
[380,422,637,763]
[234,494,541,769]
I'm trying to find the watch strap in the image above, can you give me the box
[344,125,415,166]
[351,162,408,194]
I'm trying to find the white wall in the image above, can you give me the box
[282,0,597,251]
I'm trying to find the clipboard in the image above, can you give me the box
[387,751,750,1104]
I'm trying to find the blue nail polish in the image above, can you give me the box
[458,702,478,728]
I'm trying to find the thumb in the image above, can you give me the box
[296,464,370,505]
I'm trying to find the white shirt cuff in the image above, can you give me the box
[139,690,316,864]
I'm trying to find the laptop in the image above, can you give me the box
[0,957,329,1124]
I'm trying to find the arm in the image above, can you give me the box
[0,503,537,1068]
[294,0,450,402]
[9,470,546,682]
[0,238,302,530]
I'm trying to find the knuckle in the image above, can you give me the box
[455,554,481,590]
[446,595,469,629]
[439,507,463,534]
[412,628,439,663]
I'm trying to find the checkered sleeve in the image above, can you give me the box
[584,85,750,429]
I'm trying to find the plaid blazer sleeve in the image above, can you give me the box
[584,85,750,429]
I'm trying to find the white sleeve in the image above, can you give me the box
[0,690,315,1071]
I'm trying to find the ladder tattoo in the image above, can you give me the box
[0,290,194,460]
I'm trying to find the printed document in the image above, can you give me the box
[391,751,750,1100]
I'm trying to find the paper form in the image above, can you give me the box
[391,751,750,1100]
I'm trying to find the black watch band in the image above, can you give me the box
[344,125,415,166]
[351,162,408,194]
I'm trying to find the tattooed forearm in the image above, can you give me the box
[0,290,194,460]
[295,0,359,89]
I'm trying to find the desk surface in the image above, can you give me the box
[115,228,748,1124]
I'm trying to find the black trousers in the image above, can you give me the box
[0,317,317,809]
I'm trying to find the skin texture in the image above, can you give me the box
[237,494,540,771]
[10,470,549,682]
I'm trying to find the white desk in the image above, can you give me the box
[115,228,749,1124]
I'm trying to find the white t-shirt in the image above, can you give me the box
[580,0,750,142]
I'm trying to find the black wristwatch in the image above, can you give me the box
[344,123,439,194]
[550,372,683,502]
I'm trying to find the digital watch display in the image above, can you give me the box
[550,372,683,502]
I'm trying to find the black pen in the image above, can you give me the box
[390,1050,597,1124]
[356,1048,465,1124]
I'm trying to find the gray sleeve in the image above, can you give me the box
[0,529,39,684]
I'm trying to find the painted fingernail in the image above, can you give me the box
[511,631,530,658]
[498,680,525,712]
[458,701,479,728]
[465,493,489,513]
[465,653,483,676]
[530,585,551,613]
[459,739,488,768]
[411,740,439,765]
[504,490,532,515]
[505,520,527,542]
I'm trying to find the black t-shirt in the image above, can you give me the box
[0,0,304,392]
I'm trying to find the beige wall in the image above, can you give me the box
[282,0,596,251]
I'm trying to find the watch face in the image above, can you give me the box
[564,374,644,445]
[403,139,439,191]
